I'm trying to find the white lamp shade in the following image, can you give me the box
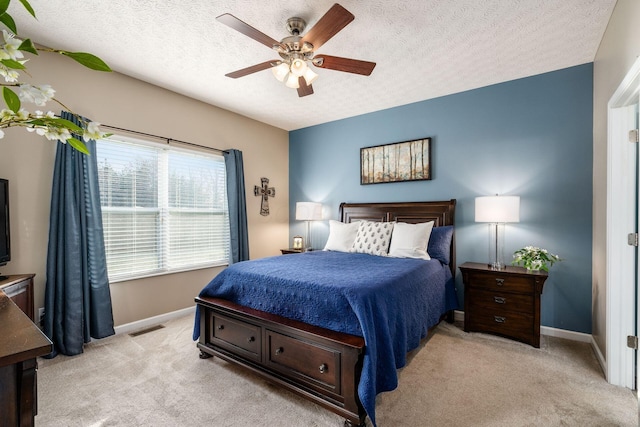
[295,202,322,221]
[285,72,300,88]
[475,196,520,223]
[303,67,318,85]
[271,62,289,82]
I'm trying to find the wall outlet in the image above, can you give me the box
[38,307,45,324]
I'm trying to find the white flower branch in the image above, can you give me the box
[0,1,112,154]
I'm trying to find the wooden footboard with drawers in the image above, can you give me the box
[196,296,366,426]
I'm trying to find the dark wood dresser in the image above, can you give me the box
[460,262,548,348]
[1,274,35,321]
[0,274,53,427]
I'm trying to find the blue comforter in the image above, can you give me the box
[193,251,457,426]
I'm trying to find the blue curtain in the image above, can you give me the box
[44,111,114,357]
[224,149,249,263]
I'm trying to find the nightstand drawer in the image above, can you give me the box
[467,288,534,313]
[467,310,534,343]
[467,272,533,294]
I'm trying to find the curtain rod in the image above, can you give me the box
[100,123,228,154]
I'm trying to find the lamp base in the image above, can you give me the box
[488,223,507,272]
[489,261,506,271]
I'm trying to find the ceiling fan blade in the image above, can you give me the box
[217,13,284,50]
[297,77,314,97]
[225,60,274,79]
[313,55,376,76]
[301,4,354,51]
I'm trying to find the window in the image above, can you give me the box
[96,135,229,282]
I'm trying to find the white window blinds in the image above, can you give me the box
[97,135,229,282]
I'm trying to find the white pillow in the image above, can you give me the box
[323,220,360,252]
[350,221,395,256]
[388,221,434,260]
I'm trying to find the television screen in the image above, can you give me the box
[0,178,9,266]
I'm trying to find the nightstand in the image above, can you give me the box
[459,262,548,348]
[280,248,304,254]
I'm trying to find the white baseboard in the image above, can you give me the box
[114,305,195,336]
[540,325,592,343]
[590,335,607,377]
[121,308,606,375]
[117,308,595,344]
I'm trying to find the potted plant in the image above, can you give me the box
[512,246,561,272]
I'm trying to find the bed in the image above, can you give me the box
[193,200,457,426]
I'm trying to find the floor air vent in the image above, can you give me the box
[129,324,165,337]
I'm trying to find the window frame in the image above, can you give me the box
[97,134,230,283]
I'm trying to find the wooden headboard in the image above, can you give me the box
[339,200,457,275]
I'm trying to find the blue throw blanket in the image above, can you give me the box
[193,251,457,426]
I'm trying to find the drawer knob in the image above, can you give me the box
[247,336,255,343]
[275,347,284,355]
[495,278,505,286]
[217,324,224,330]
[493,296,506,304]
[494,316,506,323]
[319,363,328,374]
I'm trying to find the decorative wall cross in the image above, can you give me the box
[254,177,275,216]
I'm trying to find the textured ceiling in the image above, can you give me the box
[9,0,615,131]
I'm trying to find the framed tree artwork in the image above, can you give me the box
[360,137,431,184]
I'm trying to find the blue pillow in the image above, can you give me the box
[427,225,454,265]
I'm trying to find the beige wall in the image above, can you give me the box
[0,51,289,326]
[592,0,640,358]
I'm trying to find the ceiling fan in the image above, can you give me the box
[217,3,376,97]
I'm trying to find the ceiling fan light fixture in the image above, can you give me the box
[272,62,290,82]
[285,72,300,89]
[218,4,376,97]
[290,58,308,77]
[303,67,318,85]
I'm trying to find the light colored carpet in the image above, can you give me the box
[36,314,637,426]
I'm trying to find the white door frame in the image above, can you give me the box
[606,56,640,388]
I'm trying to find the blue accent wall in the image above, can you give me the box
[289,63,593,334]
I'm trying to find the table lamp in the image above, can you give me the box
[295,202,322,251]
[475,195,520,270]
